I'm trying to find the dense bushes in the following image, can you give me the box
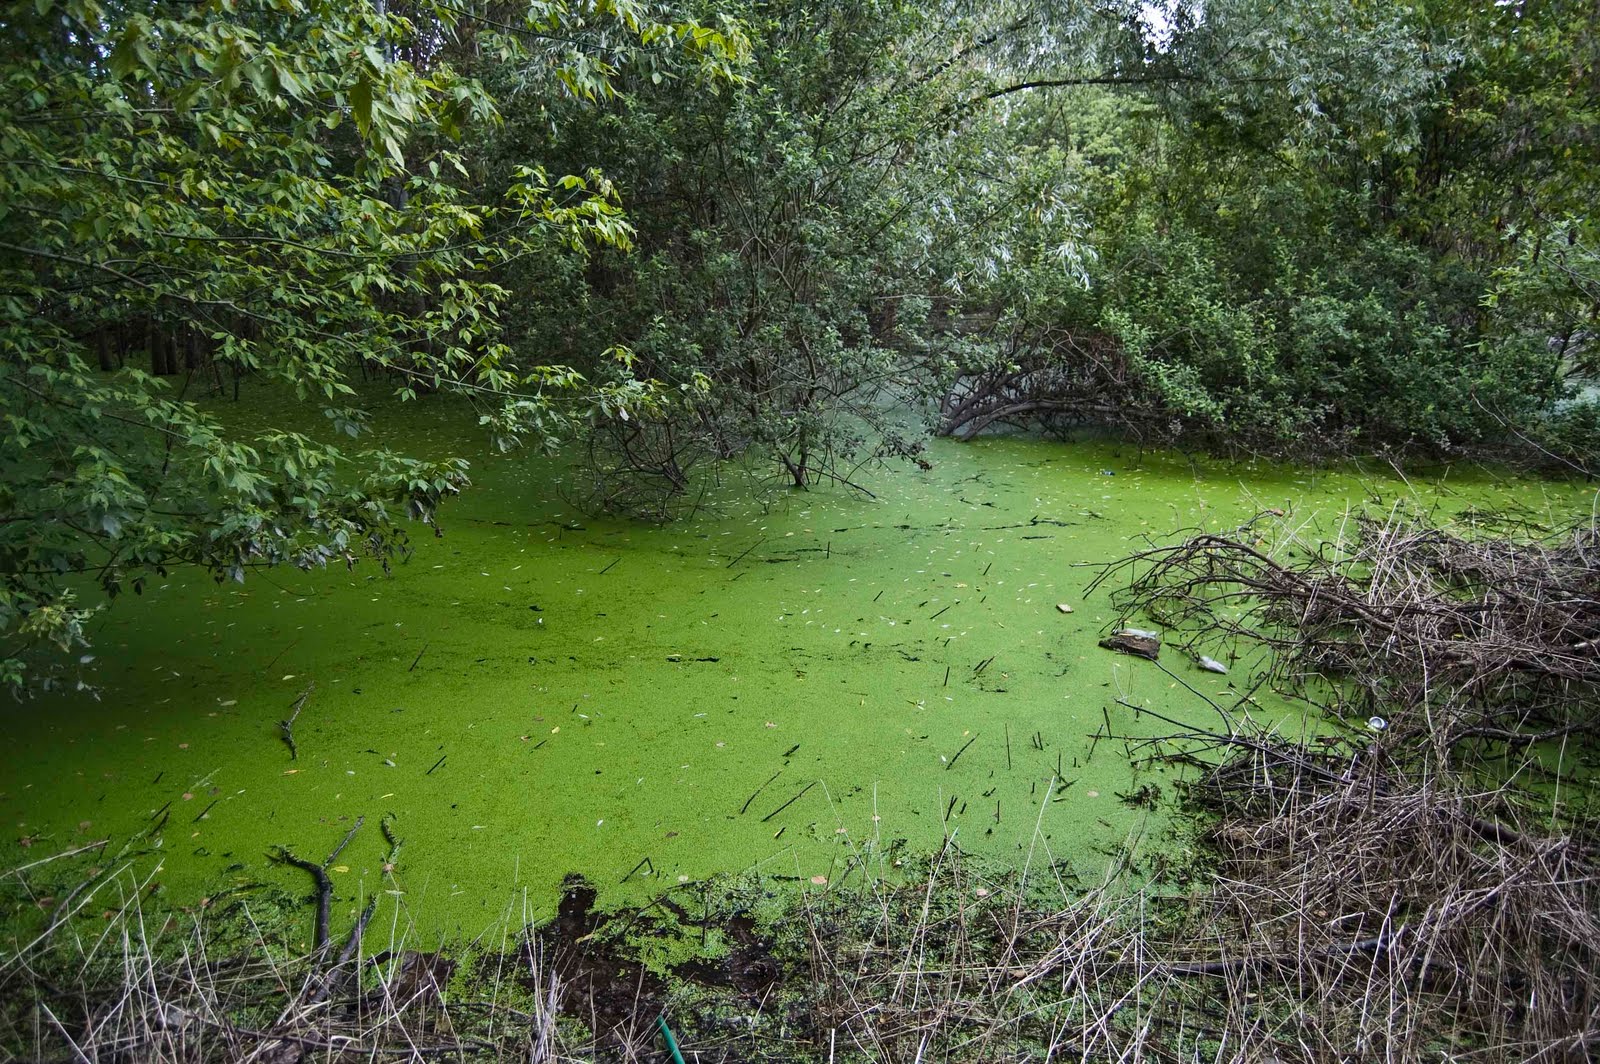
[479,0,1595,474]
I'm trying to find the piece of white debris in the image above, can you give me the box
[1368,716,1388,731]
[1056,603,1073,614]
[1197,655,1228,675]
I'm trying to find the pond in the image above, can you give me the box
[1,391,1588,941]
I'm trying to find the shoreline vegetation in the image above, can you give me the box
[4,512,1594,1062]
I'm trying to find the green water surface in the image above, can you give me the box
[2,394,1590,941]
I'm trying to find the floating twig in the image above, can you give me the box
[946,733,979,770]
[740,770,783,815]
[726,538,764,569]
[278,682,314,761]
[323,816,363,869]
[761,780,818,823]
[380,812,403,869]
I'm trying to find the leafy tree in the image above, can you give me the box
[937,0,1593,456]
[0,0,744,690]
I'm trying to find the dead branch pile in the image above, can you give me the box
[1089,512,1600,751]
[785,734,1597,1062]
[1183,740,1600,1061]
[936,329,1147,442]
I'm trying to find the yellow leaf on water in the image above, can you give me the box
[332,865,349,873]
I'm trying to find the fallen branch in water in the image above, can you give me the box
[269,816,363,955]
[278,682,314,761]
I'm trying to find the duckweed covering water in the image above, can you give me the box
[2,392,1589,939]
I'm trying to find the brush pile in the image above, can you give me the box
[1090,511,1600,755]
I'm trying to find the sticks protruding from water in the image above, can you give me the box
[278,682,314,761]
[270,816,364,956]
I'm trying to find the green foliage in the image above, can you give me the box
[940,0,1590,456]
[487,0,983,506]
[0,0,746,688]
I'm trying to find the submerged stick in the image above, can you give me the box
[726,538,764,569]
[946,733,979,770]
[409,643,428,672]
[740,770,783,815]
[599,557,621,575]
[278,682,314,761]
[761,780,818,823]
[380,812,403,870]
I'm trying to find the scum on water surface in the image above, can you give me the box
[1,389,1591,941]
